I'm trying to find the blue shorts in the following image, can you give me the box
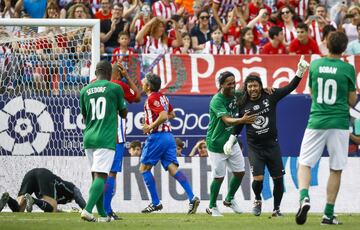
[141,132,178,170]
[110,143,124,173]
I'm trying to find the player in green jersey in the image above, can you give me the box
[296,32,358,225]
[205,71,257,217]
[79,60,128,222]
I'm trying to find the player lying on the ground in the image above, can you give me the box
[0,168,86,212]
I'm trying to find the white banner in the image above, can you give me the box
[0,156,359,213]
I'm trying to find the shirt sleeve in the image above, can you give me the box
[210,97,229,118]
[79,90,86,120]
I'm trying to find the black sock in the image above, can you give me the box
[273,177,284,211]
[8,196,20,212]
[252,180,263,200]
[33,198,53,212]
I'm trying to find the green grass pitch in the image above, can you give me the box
[1,213,360,230]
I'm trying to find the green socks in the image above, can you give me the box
[85,177,106,214]
[225,176,243,202]
[96,193,107,217]
[300,188,309,201]
[209,179,223,208]
[324,203,334,218]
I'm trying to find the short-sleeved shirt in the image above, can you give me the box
[289,38,320,54]
[261,42,287,54]
[80,80,127,150]
[100,19,127,48]
[144,92,173,133]
[206,91,243,153]
[307,57,356,129]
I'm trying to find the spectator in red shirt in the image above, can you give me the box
[248,0,272,22]
[223,9,246,49]
[95,0,112,20]
[111,32,134,69]
[289,22,320,54]
[247,8,274,47]
[261,26,287,54]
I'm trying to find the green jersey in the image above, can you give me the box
[80,80,127,150]
[206,91,243,153]
[307,57,356,129]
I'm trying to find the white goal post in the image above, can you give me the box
[0,18,100,81]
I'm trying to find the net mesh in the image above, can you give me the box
[0,25,93,157]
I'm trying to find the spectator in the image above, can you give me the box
[188,0,202,30]
[277,6,300,46]
[60,0,94,19]
[152,0,182,20]
[261,26,287,54]
[94,0,113,20]
[247,8,274,47]
[341,5,360,43]
[307,4,337,44]
[190,10,212,51]
[173,32,194,54]
[289,22,320,54]
[305,0,320,20]
[346,23,360,55]
[129,4,152,52]
[233,27,259,54]
[0,0,15,18]
[67,3,91,19]
[100,3,128,53]
[318,24,336,55]
[203,25,231,54]
[136,17,181,54]
[111,32,134,70]
[15,0,47,18]
[248,0,272,22]
[123,0,141,21]
[212,0,244,32]
[189,139,208,157]
[38,1,61,34]
[175,137,185,157]
[129,140,142,157]
[223,9,246,50]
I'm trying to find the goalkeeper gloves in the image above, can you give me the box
[295,55,310,78]
[223,134,237,155]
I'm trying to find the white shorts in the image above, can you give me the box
[299,129,349,170]
[208,143,245,178]
[85,148,115,173]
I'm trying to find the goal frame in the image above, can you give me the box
[0,18,101,81]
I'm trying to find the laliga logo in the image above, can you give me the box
[0,97,54,155]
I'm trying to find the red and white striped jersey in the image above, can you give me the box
[144,92,173,133]
[152,0,177,19]
[281,23,297,44]
[213,0,242,18]
[144,36,171,54]
[295,0,308,20]
[111,47,134,64]
[309,20,337,44]
[203,41,231,54]
[232,45,259,54]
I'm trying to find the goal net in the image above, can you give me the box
[0,19,100,208]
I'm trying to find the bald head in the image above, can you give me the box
[95,60,112,80]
